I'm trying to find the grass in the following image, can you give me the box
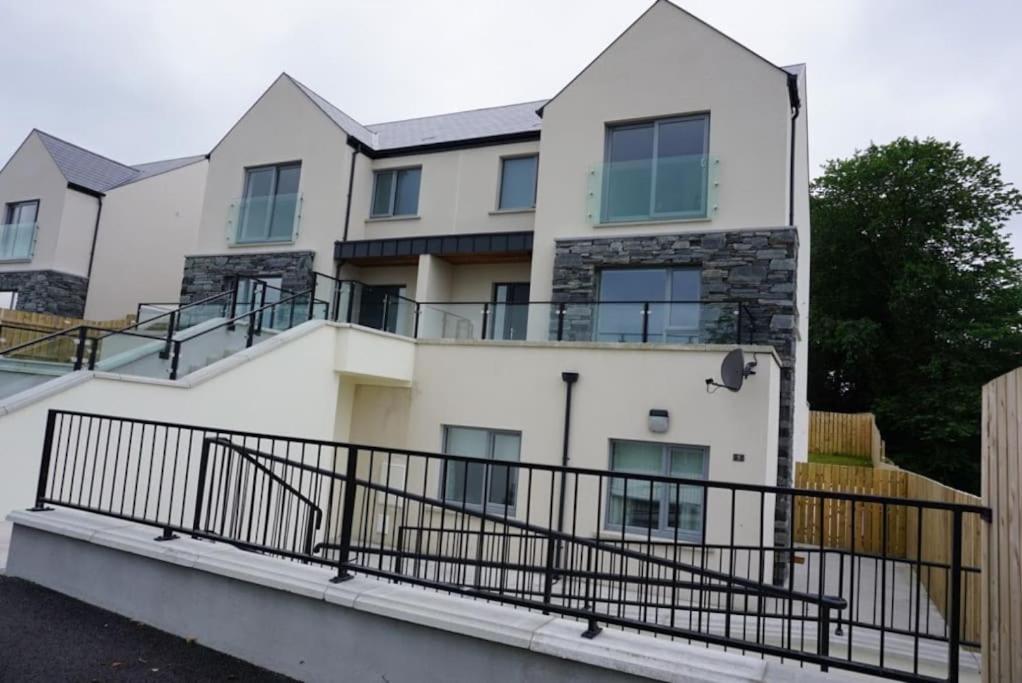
[808,452,873,467]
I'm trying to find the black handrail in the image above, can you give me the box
[121,288,236,339]
[31,408,989,682]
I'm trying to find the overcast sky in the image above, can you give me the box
[1,0,1019,252]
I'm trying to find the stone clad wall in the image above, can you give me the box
[179,251,316,302]
[551,228,798,583]
[0,269,88,317]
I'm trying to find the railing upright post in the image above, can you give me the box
[413,303,421,338]
[737,303,744,344]
[542,532,557,614]
[30,410,57,511]
[332,445,360,583]
[641,302,650,343]
[307,276,317,322]
[87,330,99,370]
[73,326,87,370]
[382,294,392,333]
[947,508,964,683]
[257,281,267,334]
[818,604,831,672]
[481,303,490,341]
[557,303,565,341]
[160,310,177,359]
[346,283,356,324]
[191,438,212,535]
[228,279,239,330]
[169,340,181,380]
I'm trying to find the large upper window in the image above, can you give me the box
[371,167,421,218]
[602,115,709,223]
[606,440,707,541]
[596,267,701,342]
[237,163,301,243]
[1,200,39,261]
[498,155,538,210]
[442,425,521,514]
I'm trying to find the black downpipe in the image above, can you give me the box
[554,372,579,572]
[786,72,802,227]
[342,145,359,242]
[86,195,104,279]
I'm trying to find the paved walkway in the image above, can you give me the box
[0,576,292,682]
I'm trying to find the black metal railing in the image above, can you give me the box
[311,272,756,345]
[31,410,988,682]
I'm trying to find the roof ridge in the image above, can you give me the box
[367,99,548,128]
[33,129,138,174]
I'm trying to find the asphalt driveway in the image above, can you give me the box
[0,576,294,682]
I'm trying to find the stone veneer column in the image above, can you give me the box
[0,270,89,318]
[179,251,316,302]
[550,228,798,584]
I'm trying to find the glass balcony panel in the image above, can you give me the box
[0,222,37,261]
[228,193,300,244]
[417,303,485,340]
[587,155,718,225]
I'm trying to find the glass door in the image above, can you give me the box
[491,282,530,340]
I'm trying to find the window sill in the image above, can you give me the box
[366,215,421,224]
[228,239,296,248]
[0,257,32,264]
[592,215,713,229]
[600,528,705,545]
[488,208,536,216]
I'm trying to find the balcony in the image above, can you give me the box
[586,155,719,225]
[0,221,37,262]
[314,273,754,345]
[226,193,302,245]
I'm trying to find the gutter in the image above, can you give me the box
[554,371,579,572]
[68,183,106,280]
[786,72,802,227]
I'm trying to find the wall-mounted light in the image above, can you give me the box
[648,409,669,434]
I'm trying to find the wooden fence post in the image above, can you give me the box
[981,367,1021,683]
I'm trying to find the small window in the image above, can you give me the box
[442,426,521,514]
[237,163,301,243]
[0,290,17,310]
[371,167,421,218]
[498,155,538,210]
[603,115,709,222]
[606,440,707,541]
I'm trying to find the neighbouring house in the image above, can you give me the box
[0,130,206,320]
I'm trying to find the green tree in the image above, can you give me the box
[809,137,1022,491]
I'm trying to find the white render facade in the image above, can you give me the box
[0,1,809,580]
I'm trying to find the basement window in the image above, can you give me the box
[441,425,521,515]
[606,439,708,541]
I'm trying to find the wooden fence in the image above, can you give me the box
[0,309,133,361]
[981,367,1021,682]
[809,410,887,466]
[794,461,983,644]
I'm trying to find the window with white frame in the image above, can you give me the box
[442,425,521,514]
[237,163,301,243]
[497,155,538,210]
[371,167,421,218]
[602,114,710,222]
[606,440,708,541]
[0,290,17,310]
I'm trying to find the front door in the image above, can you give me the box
[491,282,530,340]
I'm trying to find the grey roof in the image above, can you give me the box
[288,75,378,148]
[33,131,203,194]
[368,100,544,150]
[123,155,206,185]
[287,74,544,153]
[35,131,139,193]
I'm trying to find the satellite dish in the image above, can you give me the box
[706,348,757,392]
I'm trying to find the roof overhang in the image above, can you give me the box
[335,230,533,266]
[347,131,540,159]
